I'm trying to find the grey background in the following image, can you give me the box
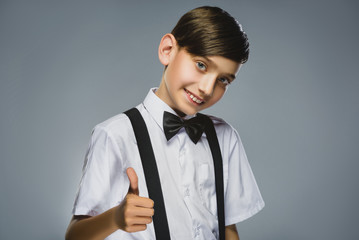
[1,0,358,239]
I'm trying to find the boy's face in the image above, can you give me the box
[156,46,241,116]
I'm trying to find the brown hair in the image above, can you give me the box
[171,6,249,64]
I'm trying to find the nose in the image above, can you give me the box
[198,75,216,97]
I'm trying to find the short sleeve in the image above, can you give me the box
[224,129,265,225]
[72,126,122,216]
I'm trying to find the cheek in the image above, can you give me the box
[208,87,226,105]
[171,61,198,86]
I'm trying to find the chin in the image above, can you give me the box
[184,108,201,116]
[173,107,196,117]
[174,101,205,116]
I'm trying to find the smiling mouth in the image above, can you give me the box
[185,89,205,105]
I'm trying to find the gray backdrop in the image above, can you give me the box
[1,0,358,239]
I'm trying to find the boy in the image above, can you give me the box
[66,6,264,240]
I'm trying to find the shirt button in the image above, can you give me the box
[184,188,190,197]
[194,225,200,238]
[182,148,186,154]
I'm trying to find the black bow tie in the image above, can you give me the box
[163,111,207,144]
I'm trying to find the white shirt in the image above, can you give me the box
[72,88,264,240]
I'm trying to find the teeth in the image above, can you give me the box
[190,94,202,103]
[186,89,203,104]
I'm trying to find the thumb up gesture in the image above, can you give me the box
[115,168,154,233]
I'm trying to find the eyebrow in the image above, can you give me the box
[201,56,236,81]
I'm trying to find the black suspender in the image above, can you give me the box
[197,113,225,240]
[124,108,225,240]
[124,108,171,240]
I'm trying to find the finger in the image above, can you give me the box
[125,224,147,233]
[127,206,154,217]
[127,195,154,208]
[126,167,139,195]
[127,216,153,225]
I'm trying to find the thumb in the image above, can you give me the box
[126,167,139,195]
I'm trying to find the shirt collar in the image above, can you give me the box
[142,88,196,131]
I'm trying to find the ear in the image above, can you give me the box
[158,33,177,66]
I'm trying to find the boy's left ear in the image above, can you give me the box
[158,33,177,66]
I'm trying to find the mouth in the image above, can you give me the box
[184,88,205,105]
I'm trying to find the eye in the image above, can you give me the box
[217,77,230,86]
[196,61,207,71]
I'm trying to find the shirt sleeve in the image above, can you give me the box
[224,128,265,225]
[72,126,123,216]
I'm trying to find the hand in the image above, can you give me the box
[115,167,154,233]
